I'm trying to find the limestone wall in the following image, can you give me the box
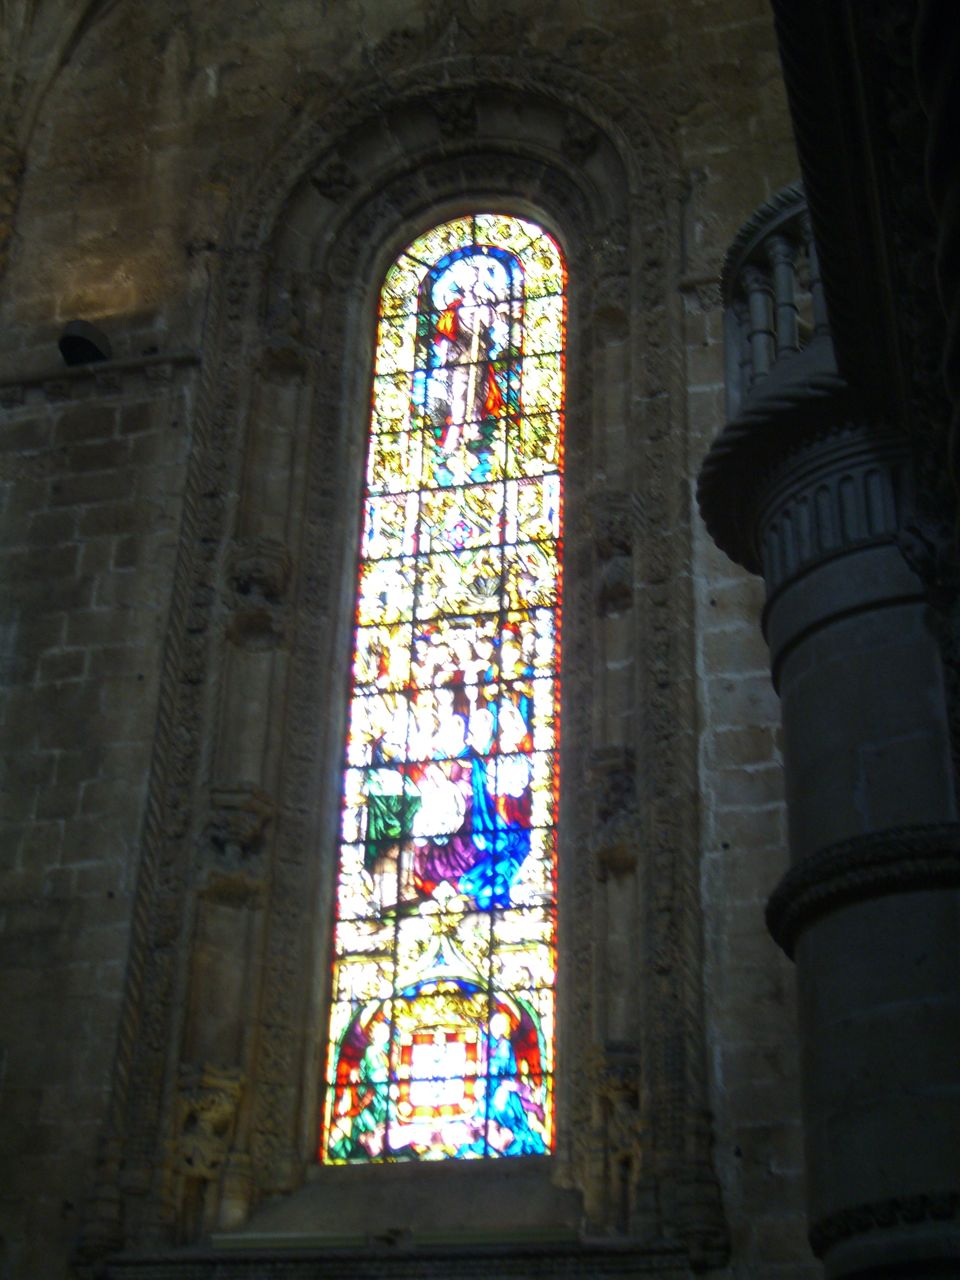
[0,373,193,1275]
[0,2,817,1276]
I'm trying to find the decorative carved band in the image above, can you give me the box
[766,823,960,957]
[808,1189,960,1259]
[755,426,911,598]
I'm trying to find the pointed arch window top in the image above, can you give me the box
[323,214,566,1164]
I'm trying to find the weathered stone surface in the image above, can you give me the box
[0,2,812,1278]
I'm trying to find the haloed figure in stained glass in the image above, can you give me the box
[324,214,565,1164]
[426,256,511,486]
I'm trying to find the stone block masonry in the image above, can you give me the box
[0,365,193,1279]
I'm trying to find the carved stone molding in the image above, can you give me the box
[87,38,720,1272]
[809,1189,960,1259]
[766,822,960,956]
[697,339,858,573]
[699,363,918,588]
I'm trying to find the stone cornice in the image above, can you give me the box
[0,349,200,407]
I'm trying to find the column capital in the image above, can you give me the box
[696,335,856,573]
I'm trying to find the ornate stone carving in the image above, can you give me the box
[433,88,477,141]
[202,784,276,871]
[229,536,291,602]
[173,1064,246,1241]
[766,822,960,957]
[91,44,720,1273]
[595,1044,642,1161]
[897,512,960,607]
[588,747,639,879]
[226,536,291,648]
[588,490,634,617]
[310,153,356,200]
[176,1064,244,1181]
[578,1043,639,1229]
[562,111,600,165]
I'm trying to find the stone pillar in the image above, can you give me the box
[698,353,960,1277]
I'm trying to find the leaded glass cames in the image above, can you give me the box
[323,214,565,1164]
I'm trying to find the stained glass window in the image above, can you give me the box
[322,214,565,1163]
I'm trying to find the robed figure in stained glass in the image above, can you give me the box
[421,252,515,488]
[324,215,564,1164]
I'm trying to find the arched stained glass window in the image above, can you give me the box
[322,214,565,1164]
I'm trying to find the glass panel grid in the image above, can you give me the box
[323,214,565,1164]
